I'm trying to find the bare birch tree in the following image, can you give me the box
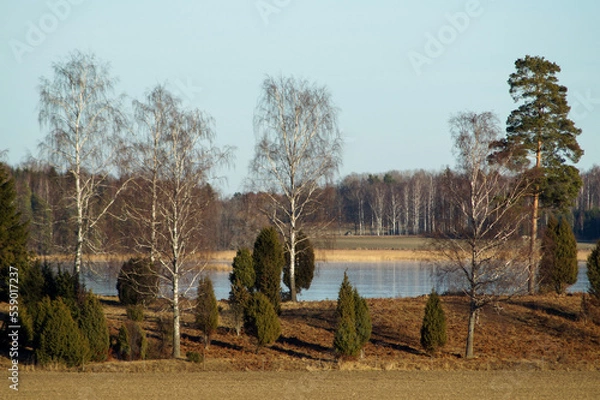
[38,51,126,275]
[433,111,530,359]
[250,76,343,302]
[131,86,231,358]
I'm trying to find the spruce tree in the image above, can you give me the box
[253,227,284,313]
[497,55,583,294]
[0,164,30,302]
[78,293,110,362]
[587,240,600,299]
[284,231,315,296]
[420,290,447,354]
[246,291,281,352]
[333,272,360,357]
[195,275,219,348]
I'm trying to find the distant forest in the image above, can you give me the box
[8,163,600,256]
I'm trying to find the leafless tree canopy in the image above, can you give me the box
[249,75,343,301]
[434,111,530,358]
[37,50,126,274]
[127,84,232,358]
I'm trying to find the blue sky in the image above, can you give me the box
[1,0,599,195]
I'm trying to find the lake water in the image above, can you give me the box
[81,261,590,301]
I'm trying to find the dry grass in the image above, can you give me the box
[85,293,600,373]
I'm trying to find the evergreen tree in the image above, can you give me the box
[253,227,284,313]
[36,298,90,367]
[496,55,583,293]
[539,216,559,292]
[353,288,372,354]
[420,290,447,354]
[333,272,360,357]
[284,231,315,296]
[78,293,110,362]
[0,164,30,302]
[245,291,281,352]
[229,247,255,290]
[540,216,578,294]
[117,257,159,306]
[587,240,600,299]
[229,248,255,335]
[116,325,132,360]
[195,276,219,348]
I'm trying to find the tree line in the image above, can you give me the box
[9,163,600,255]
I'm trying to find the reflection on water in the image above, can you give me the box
[81,261,590,301]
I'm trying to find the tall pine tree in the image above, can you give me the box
[497,56,583,294]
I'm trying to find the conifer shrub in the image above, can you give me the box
[333,272,360,357]
[420,290,447,354]
[116,325,131,360]
[353,288,372,353]
[539,216,578,294]
[229,248,255,336]
[36,298,90,367]
[186,351,203,364]
[253,227,284,313]
[117,257,159,306]
[126,305,145,322]
[587,240,600,299]
[245,291,281,352]
[229,247,255,290]
[195,276,219,348]
[283,231,316,296]
[78,293,110,362]
[115,321,147,361]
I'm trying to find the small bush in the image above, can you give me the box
[115,321,147,361]
[246,292,281,352]
[126,305,145,322]
[420,290,447,354]
[186,351,203,364]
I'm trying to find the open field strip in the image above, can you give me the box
[7,370,600,400]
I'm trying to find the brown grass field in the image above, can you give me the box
[6,370,600,399]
